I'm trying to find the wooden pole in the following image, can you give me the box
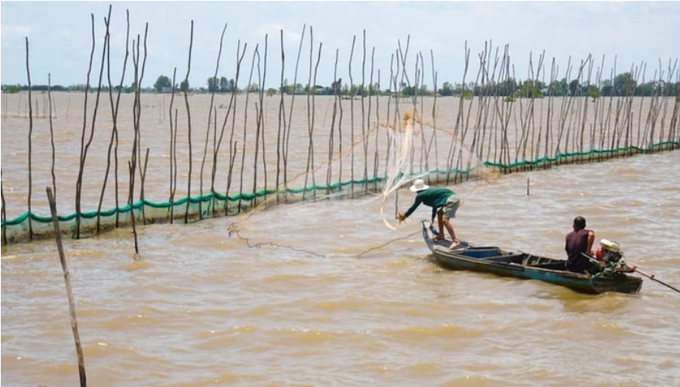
[46,186,87,387]
[48,74,57,202]
[203,23,227,218]
[183,21,194,223]
[276,30,286,203]
[302,30,322,200]
[635,268,680,294]
[527,177,530,196]
[225,42,246,212]
[127,161,139,255]
[255,35,269,205]
[25,37,34,240]
[113,12,129,228]
[168,68,178,223]
[360,30,368,192]
[370,48,379,192]
[98,7,128,231]
[140,148,150,224]
[326,49,340,194]
[75,14,98,239]
[1,178,7,245]
[239,45,257,211]
[137,24,149,222]
[172,107,179,222]
[429,50,439,183]
[128,22,148,254]
[348,35,356,197]
[284,25,307,202]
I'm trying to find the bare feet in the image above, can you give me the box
[449,240,460,249]
[433,234,445,241]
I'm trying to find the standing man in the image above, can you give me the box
[565,216,596,273]
[397,179,461,249]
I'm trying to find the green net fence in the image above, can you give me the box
[3,141,677,246]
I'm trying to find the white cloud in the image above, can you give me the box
[253,23,305,50]
[1,25,32,49]
[2,2,679,87]
[2,25,31,37]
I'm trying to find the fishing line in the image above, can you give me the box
[228,223,324,257]
[355,229,421,258]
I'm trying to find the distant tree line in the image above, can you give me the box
[3,72,679,99]
[437,72,680,100]
[0,83,145,93]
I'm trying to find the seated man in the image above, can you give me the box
[565,216,597,274]
[597,255,636,276]
[594,239,637,276]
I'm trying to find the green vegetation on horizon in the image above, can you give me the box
[3,72,679,99]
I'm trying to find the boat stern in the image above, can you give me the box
[421,220,436,252]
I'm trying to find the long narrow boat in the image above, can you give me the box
[420,221,643,294]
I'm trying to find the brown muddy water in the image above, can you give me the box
[2,93,680,386]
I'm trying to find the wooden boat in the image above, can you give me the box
[420,221,643,294]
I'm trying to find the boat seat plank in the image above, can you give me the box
[477,254,525,263]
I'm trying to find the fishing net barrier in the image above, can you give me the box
[2,140,678,246]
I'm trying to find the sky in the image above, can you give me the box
[2,1,679,90]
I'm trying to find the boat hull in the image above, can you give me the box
[421,221,643,294]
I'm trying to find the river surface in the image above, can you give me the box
[2,150,679,386]
[2,93,680,386]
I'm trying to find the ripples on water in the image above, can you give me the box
[2,151,680,386]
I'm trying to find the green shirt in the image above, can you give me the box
[595,259,630,277]
[404,187,455,220]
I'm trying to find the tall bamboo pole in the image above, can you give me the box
[578,55,595,160]
[284,25,307,201]
[129,33,142,254]
[183,21,194,223]
[250,46,267,207]
[48,74,57,201]
[460,45,484,181]
[168,69,178,223]
[1,179,6,245]
[25,37,34,240]
[326,49,340,193]
[139,148,150,224]
[415,54,424,176]
[239,45,257,211]
[255,35,269,204]
[303,30,322,200]
[369,47,379,191]
[75,13,105,238]
[211,107,218,215]
[451,43,473,183]
[127,161,139,255]
[337,52,346,191]
[360,30,369,191]
[348,35,356,196]
[98,7,129,231]
[225,41,246,213]
[276,30,287,203]
[202,23,227,218]
[428,50,439,182]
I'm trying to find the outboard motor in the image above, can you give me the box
[599,239,624,263]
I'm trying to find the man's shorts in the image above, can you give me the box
[442,194,461,219]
